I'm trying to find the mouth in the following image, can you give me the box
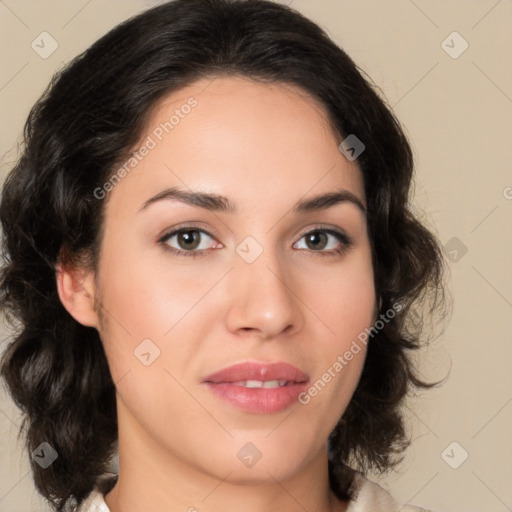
[202,361,309,414]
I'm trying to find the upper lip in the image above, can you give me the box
[202,361,309,384]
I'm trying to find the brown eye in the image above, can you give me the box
[176,230,202,250]
[159,227,218,256]
[304,232,329,250]
[293,228,352,256]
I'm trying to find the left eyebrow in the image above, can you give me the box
[293,190,366,216]
[138,187,366,216]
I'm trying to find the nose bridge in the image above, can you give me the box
[224,234,303,337]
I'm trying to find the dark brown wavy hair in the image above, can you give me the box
[0,0,448,510]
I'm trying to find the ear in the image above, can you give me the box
[55,261,99,328]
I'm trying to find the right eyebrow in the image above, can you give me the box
[138,187,237,213]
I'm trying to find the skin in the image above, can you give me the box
[57,75,377,512]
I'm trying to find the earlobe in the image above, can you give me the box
[55,263,99,328]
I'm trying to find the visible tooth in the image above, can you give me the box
[232,380,289,388]
[245,380,264,388]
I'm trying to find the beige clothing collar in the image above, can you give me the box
[77,472,432,512]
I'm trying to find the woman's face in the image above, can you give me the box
[87,76,376,484]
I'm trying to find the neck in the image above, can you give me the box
[104,400,348,512]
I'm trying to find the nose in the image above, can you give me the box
[224,242,304,340]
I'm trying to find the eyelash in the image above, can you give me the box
[158,224,353,259]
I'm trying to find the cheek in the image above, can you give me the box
[94,233,227,392]
[296,248,375,413]
[96,231,208,336]
[307,248,376,349]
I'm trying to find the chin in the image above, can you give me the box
[205,441,317,485]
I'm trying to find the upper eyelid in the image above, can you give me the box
[158,225,217,243]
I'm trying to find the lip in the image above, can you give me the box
[202,361,309,414]
[202,361,309,384]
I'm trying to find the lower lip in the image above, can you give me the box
[205,382,308,414]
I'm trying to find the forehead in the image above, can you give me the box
[104,75,365,216]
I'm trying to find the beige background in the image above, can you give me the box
[1,1,511,511]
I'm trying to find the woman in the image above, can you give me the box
[0,1,447,511]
